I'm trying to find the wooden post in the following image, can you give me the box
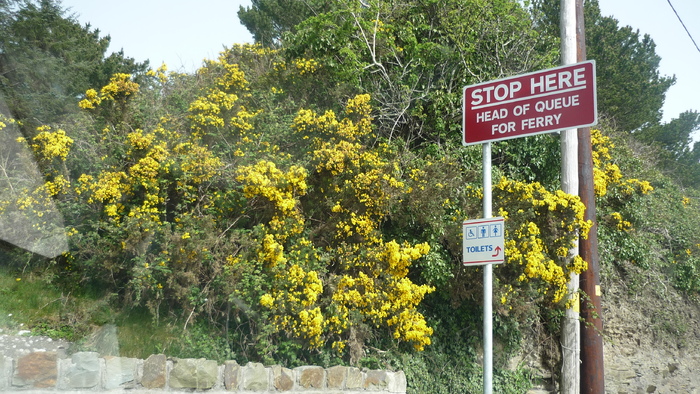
[577,0,605,391]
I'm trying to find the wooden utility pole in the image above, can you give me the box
[560,0,580,393]
[576,0,606,392]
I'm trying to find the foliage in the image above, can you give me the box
[0,114,71,259]
[634,111,700,188]
[4,1,697,391]
[493,134,563,188]
[531,0,675,132]
[237,0,332,47]
[280,0,558,146]
[494,178,590,305]
[1,39,603,374]
[591,129,657,270]
[2,45,438,361]
[0,0,148,132]
[635,111,700,159]
[581,128,700,305]
[0,266,104,342]
[240,93,436,355]
[353,296,534,393]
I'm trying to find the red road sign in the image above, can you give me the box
[463,60,596,146]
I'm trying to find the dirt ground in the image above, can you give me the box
[602,262,700,393]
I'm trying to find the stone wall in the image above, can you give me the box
[0,352,406,393]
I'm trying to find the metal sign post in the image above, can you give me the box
[482,142,493,394]
[468,145,509,394]
[460,145,503,394]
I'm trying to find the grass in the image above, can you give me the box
[113,307,184,358]
[0,266,231,360]
[0,266,170,354]
[0,268,74,334]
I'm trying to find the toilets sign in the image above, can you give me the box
[463,217,505,266]
[463,60,597,146]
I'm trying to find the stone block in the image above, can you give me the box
[272,365,294,391]
[63,352,101,389]
[242,362,268,391]
[223,360,240,390]
[327,365,347,389]
[668,363,679,374]
[104,356,138,389]
[364,369,389,390]
[388,371,407,393]
[12,351,57,388]
[345,366,363,389]
[0,356,8,390]
[297,365,325,389]
[169,358,218,390]
[141,353,166,389]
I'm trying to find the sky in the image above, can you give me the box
[60,0,699,124]
[61,0,255,72]
[598,0,700,123]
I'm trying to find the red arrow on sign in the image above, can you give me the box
[491,246,502,258]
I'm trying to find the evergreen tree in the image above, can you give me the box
[532,0,675,132]
[635,110,700,187]
[237,0,333,48]
[0,0,148,131]
[636,110,700,159]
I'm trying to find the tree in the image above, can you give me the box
[0,0,148,131]
[635,110,700,159]
[239,0,567,188]
[280,0,558,146]
[532,0,675,132]
[237,0,332,48]
[634,111,700,187]
[587,16,674,131]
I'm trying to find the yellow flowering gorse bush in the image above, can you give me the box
[492,129,655,307]
[591,129,653,233]
[30,126,73,162]
[591,129,653,198]
[235,93,434,352]
[79,73,139,109]
[493,178,591,303]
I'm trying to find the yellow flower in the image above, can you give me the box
[260,294,275,308]
[30,127,73,161]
